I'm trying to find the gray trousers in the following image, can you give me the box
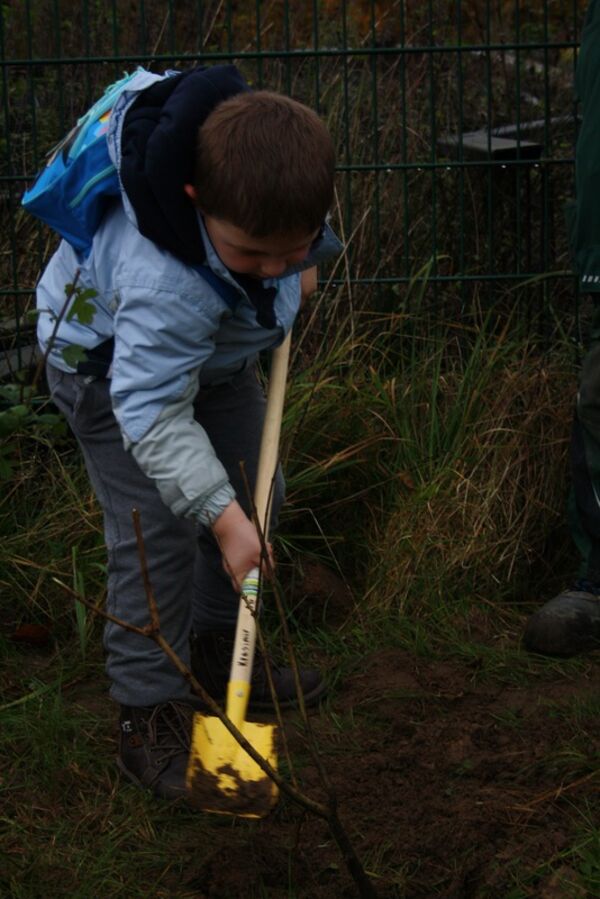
[46,363,284,707]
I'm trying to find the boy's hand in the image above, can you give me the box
[212,499,274,591]
[300,266,318,306]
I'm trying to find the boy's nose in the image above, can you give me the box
[259,258,288,278]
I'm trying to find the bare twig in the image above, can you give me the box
[53,575,327,816]
[510,770,600,813]
[240,455,335,798]
[53,507,380,899]
[31,269,81,393]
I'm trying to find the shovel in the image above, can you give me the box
[186,332,291,818]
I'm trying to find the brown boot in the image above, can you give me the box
[117,701,193,799]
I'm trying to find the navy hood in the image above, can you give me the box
[119,64,250,266]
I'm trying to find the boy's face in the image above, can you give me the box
[203,215,318,279]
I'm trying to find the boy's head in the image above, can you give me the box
[185,90,335,277]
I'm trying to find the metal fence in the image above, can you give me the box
[0,0,588,370]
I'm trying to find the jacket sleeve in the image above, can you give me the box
[109,281,235,525]
[129,371,236,525]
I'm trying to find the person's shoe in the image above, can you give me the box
[190,629,326,711]
[523,580,600,657]
[117,701,193,799]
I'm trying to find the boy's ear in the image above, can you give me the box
[184,183,198,203]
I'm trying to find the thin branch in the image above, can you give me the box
[237,460,298,785]
[240,457,335,798]
[54,550,379,897]
[54,575,330,819]
[511,770,600,812]
[31,269,81,393]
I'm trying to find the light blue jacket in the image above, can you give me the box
[37,72,342,525]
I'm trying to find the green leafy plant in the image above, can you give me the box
[0,278,98,479]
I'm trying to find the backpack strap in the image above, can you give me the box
[76,265,240,378]
[193,264,240,312]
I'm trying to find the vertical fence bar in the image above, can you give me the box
[226,0,233,56]
[485,0,494,309]
[369,0,381,291]
[514,0,523,285]
[255,0,263,87]
[52,0,65,132]
[24,0,38,161]
[311,0,320,113]
[283,0,292,96]
[573,0,582,350]
[24,0,44,320]
[427,0,439,304]
[197,0,204,52]
[455,0,466,311]
[167,0,176,55]
[111,0,120,67]
[139,0,147,57]
[541,0,552,335]
[0,3,21,369]
[399,0,410,282]
[82,0,91,100]
[340,0,353,284]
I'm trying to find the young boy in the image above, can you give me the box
[36,64,342,800]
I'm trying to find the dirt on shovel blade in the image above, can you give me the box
[187,758,277,816]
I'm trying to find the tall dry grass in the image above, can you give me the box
[365,340,575,611]
[278,277,577,617]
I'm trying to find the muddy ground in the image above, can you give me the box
[168,568,600,899]
[179,659,599,898]
[12,563,598,898]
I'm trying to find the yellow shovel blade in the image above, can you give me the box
[186,713,278,818]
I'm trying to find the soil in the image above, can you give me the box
[20,560,595,898]
[176,564,600,899]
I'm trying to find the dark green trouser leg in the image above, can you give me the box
[570,299,600,585]
[522,301,600,655]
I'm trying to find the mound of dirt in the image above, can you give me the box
[181,642,599,898]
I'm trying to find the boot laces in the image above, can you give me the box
[145,701,191,764]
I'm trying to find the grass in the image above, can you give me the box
[3,298,594,897]
[496,802,600,898]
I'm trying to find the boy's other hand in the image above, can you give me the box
[300,266,318,305]
[212,499,274,591]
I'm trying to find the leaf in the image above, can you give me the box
[0,413,20,437]
[0,452,13,478]
[66,286,98,325]
[61,345,88,368]
[0,384,21,402]
[6,404,29,418]
[10,623,52,646]
[34,412,63,426]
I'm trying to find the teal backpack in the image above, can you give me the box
[21,69,171,257]
[22,67,239,311]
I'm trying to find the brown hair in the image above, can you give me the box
[193,91,335,237]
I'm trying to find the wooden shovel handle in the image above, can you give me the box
[253,331,292,535]
[227,333,291,717]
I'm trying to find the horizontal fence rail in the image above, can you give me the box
[0,0,589,371]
